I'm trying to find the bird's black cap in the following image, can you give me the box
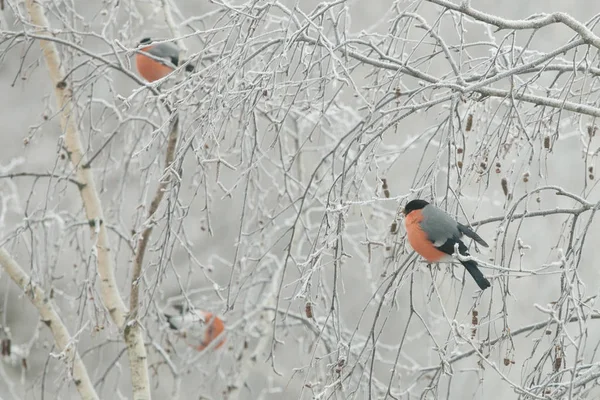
[403,199,429,215]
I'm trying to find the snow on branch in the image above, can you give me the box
[0,248,98,400]
[23,0,150,398]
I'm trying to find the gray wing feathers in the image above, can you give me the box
[146,43,180,64]
[421,205,488,247]
[457,223,489,247]
[420,205,461,246]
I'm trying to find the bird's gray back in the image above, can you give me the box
[421,205,461,245]
[146,42,179,61]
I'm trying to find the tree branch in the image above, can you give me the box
[427,0,600,51]
[130,117,179,318]
[129,0,184,349]
[24,1,150,398]
[419,314,600,373]
[0,248,98,400]
[0,172,84,189]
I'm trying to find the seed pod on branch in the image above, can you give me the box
[381,178,390,198]
[305,302,313,318]
[544,136,551,149]
[466,114,473,132]
[501,178,509,197]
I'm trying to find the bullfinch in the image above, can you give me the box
[403,199,491,290]
[135,37,194,83]
[165,305,226,351]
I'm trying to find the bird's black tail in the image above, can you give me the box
[460,260,490,290]
[185,64,194,72]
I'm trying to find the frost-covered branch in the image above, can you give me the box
[0,248,98,400]
[428,0,600,51]
[23,0,150,398]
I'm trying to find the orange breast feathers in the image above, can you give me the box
[404,209,448,262]
[135,46,175,82]
[196,312,226,351]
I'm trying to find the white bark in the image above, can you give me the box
[0,248,99,400]
[23,1,151,398]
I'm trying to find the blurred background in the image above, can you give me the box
[1,0,600,398]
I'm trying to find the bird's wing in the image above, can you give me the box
[457,223,489,247]
[420,205,462,246]
[145,42,180,67]
[165,310,206,337]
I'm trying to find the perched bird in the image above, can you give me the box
[403,199,491,290]
[165,305,226,351]
[135,37,194,82]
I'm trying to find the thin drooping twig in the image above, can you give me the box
[0,248,99,400]
[24,0,150,398]
[228,257,284,400]
[129,117,179,318]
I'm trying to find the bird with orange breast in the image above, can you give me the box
[165,305,226,351]
[135,37,194,83]
[403,199,491,290]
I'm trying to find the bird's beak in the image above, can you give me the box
[402,208,407,216]
[194,310,208,323]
